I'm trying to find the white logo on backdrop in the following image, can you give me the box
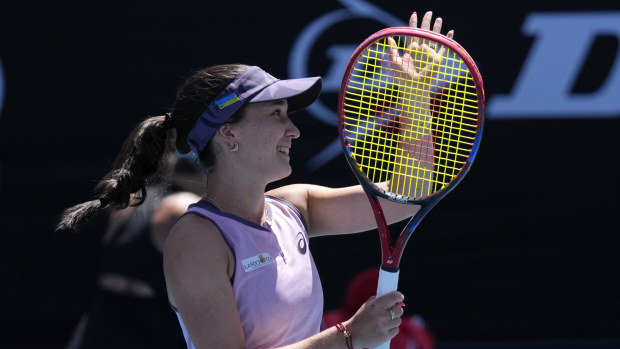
[288,0,405,171]
[488,12,620,119]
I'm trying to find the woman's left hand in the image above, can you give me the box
[388,11,454,86]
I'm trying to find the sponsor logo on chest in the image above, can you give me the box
[242,253,276,272]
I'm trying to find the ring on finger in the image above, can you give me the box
[389,308,395,320]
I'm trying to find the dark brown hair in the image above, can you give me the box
[57,64,250,231]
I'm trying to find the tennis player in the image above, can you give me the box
[58,11,452,349]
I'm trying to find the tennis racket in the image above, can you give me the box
[337,27,484,348]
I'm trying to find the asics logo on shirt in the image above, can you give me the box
[297,232,307,255]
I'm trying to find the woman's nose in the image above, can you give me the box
[287,118,300,139]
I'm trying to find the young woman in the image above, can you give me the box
[59,11,454,349]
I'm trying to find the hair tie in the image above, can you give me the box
[98,195,109,207]
[163,112,176,129]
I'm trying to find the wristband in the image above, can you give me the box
[335,323,353,349]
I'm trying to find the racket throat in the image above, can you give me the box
[380,264,399,273]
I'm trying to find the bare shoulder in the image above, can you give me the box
[164,213,233,305]
[267,183,312,219]
[165,213,226,258]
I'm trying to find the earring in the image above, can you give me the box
[229,142,239,152]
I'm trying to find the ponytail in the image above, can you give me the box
[57,115,169,231]
[58,63,252,231]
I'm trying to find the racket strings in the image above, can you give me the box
[342,34,480,199]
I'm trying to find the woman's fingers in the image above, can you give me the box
[432,16,443,33]
[420,11,433,31]
[388,303,405,319]
[387,36,404,67]
[396,10,454,80]
[376,291,405,314]
[409,11,418,28]
[438,30,455,57]
[407,12,418,50]
[381,290,404,304]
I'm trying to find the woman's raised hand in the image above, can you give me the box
[388,11,454,87]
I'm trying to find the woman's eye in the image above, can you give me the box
[273,110,281,116]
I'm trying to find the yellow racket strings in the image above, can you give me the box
[342,35,479,199]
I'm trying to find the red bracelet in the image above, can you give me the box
[335,323,353,349]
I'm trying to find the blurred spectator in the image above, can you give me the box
[63,146,203,349]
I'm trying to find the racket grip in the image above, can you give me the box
[376,267,399,297]
[372,268,400,349]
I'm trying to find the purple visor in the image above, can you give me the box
[187,66,322,153]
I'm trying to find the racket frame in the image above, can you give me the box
[337,26,485,279]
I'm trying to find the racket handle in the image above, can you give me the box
[376,267,399,297]
[373,268,400,349]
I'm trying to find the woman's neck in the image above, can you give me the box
[203,170,268,225]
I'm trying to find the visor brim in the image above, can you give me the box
[249,76,322,113]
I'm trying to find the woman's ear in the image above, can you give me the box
[215,124,236,144]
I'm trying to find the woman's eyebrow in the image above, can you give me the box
[267,99,286,106]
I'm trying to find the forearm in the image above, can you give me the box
[294,184,419,237]
[389,89,434,199]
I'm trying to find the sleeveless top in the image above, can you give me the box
[173,195,324,349]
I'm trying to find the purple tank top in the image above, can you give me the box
[174,195,324,349]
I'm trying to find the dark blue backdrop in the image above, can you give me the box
[1,1,619,348]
